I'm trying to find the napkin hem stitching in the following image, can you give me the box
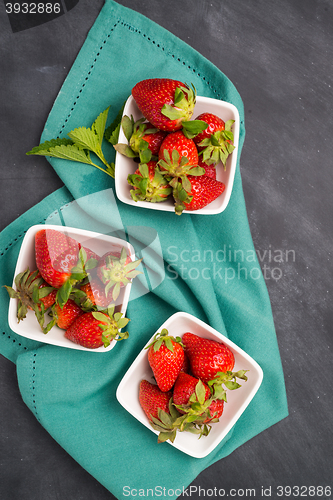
[1,330,29,354]
[118,19,224,99]
[56,17,242,139]
[31,351,41,422]
[58,19,122,137]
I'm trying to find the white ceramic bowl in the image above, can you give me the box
[116,311,263,457]
[115,95,240,215]
[7,224,135,352]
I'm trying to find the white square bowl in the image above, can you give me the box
[7,224,135,352]
[115,95,240,215]
[116,311,263,458]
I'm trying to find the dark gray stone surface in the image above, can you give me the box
[1,0,332,499]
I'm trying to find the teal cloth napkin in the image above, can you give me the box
[0,1,288,498]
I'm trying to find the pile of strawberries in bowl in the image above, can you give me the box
[114,78,240,215]
[116,312,263,457]
[6,225,142,352]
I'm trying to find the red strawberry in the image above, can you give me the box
[65,307,129,349]
[97,247,142,302]
[193,113,235,169]
[52,298,84,330]
[193,112,226,144]
[182,332,235,383]
[80,246,100,263]
[180,352,190,373]
[181,175,225,212]
[139,380,178,443]
[146,328,185,392]
[80,272,113,309]
[38,281,57,310]
[127,160,172,203]
[139,127,168,156]
[172,371,224,424]
[204,399,224,423]
[139,380,172,422]
[35,229,94,308]
[197,156,216,179]
[132,78,197,132]
[114,116,167,163]
[158,131,199,167]
[35,229,80,288]
[173,372,210,407]
[157,131,206,214]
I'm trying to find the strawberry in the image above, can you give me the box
[35,229,95,308]
[173,372,210,408]
[5,268,56,327]
[37,282,58,310]
[182,332,235,383]
[35,229,80,288]
[65,306,129,348]
[158,130,199,167]
[80,246,100,263]
[132,78,197,132]
[193,112,226,144]
[139,380,179,443]
[193,112,235,169]
[157,131,206,213]
[197,156,216,179]
[80,275,113,310]
[172,371,224,424]
[180,352,190,373]
[139,380,172,422]
[181,175,225,212]
[146,328,185,392]
[127,160,172,203]
[52,298,84,330]
[204,399,224,423]
[114,116,167,163]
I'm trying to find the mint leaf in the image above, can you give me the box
[26,138,74,155]
[68,127,101,154]
[27,107,116,178]
[92,107,110,147]
[39,144,95,165]
[105,102,126,143]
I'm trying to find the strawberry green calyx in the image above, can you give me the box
[114,115,158,164]
[148,399,207,443]
[93,305,130,347]
[98,247,143,301]
[56,247,98,309]
[182,120,209,140]
[145,328,183,353]
[172,379,220,434]
[128,163,172,203]
[158,149,205,186]
[4,268,55,331]
[199,120,236,169]
[207,370,248,402]
[170,181,194,216]
[149,400,180,443]
[161,84,196,125]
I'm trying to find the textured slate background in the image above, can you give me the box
[1,1,332,499]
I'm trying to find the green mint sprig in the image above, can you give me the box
[26,106,122,179]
